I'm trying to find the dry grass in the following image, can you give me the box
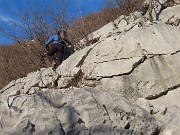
[68,0,144,49]
[0,42,49,89]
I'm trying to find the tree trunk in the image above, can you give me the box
[149,0,153,22]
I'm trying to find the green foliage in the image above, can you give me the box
[150,109,159,115]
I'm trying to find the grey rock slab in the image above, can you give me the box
[135,88,180,135]
[122,23,180,54]
[56,44,96,77]
[133,53,180,98]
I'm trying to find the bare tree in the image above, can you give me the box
[0,0,74,89]
[108,0,144,14]
[0,0,71,68]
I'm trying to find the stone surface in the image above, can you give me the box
[0,88,159,135]
[135,88,180,135]
[159,5,180,21]
[81,23,180,100]
[159,5,180,26]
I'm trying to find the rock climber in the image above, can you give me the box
[45,29,71,70]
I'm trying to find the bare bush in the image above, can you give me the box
[111,0,144,14]
[0,43,49,89]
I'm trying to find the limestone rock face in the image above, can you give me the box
[143,0,180,22]
[135,88,180,135]
[81,23,180,101]
[1,4,180,135]
[159,5,180,26]
[0,88,159,135]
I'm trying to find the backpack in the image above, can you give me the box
[58,30,68,42]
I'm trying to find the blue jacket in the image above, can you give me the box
[45,34,61,48]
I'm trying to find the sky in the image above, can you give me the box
[0,0,107,45]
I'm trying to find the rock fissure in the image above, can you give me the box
[91,95,100,109]
[170,49,180,55]
[7,91,21,108]
[114,47,123,58]
[53,74,62,88]
[94,57,134,64]
[0,122,3,129]
[59,69,84,89]
[76,48,93,68]
[150,83,156,90]
[124,23,138,32]
[146,49,180,57]
[76,43,99,68]
[7,95,25,113]
[77,118,85,124]
[0,81,21,94]
[23,120,35,134]
[102,104,113,128]
[55,117,66,134]
[146,84,180,100]
[96,56,147,81]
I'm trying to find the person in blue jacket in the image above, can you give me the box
[45,30,69,70]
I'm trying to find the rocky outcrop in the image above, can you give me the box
[1,3,180,135]
[143,0,180,21]
[67,23,180,101]
[0,88,160,135]
[159,5,180,26]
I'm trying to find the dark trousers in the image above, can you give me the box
[47,43,64,67]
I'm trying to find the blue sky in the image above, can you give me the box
[0,0,107,45]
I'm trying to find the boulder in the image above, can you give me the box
[159,5,180,26]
